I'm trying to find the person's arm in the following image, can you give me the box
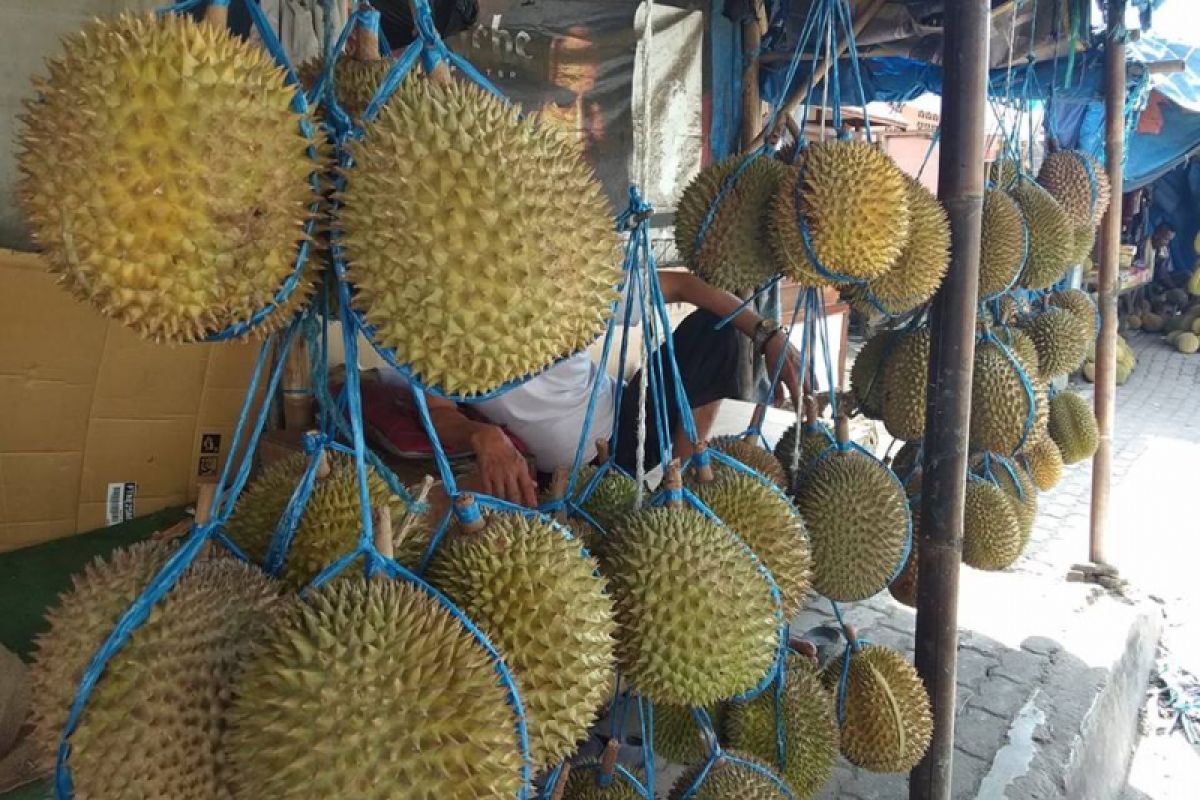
[657,270,801,400]
[424,395,538,507]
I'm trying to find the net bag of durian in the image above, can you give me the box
[18,3,321,344]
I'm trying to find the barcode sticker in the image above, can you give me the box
[105,482,137,526]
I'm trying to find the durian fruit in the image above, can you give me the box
[795,445,910,602]
[675,155,788,291]
[1010,180,1074,290]
[604,507,778,706]
[1023,438,1064,491]
[1047,391,1099,465]
[693,473,812,618]
[843,176,950,316]
[992,326,1041,380]
[1070,222,1098,267]
[341,76,620,396]
[1049,288,1098,340]
[888,517,919,609]
[850,330,894,419]
[425,512,616,768]
[1141,312,1166,333]
[726,655,840,799]
[881,328,931,442]
[709,436,787,488]
[297,55,395,121]
[890,441,923,486]
[1037,150,1111,227]
[18,13,315,343]
[1178,332,1200,354]
[962,478,1024,571]
[558,464,640,553]
[29,542,284,799]
[822,644,932,773]
[225,451,425,586]
[1127,314,1143,331]
[668,752,793,800]
[768,140,911,284]
[226,578,524,799]
[973,455,1038,548]
[652,703,724,764]
[773,421,836,488]
[970,340,1036,455]
[989,159,1020,189]
[979,189,1028,299]
[560,764,645,799]
[1025,307,1091,379]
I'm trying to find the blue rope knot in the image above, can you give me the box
[302,431,328,455]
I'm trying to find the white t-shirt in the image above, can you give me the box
[476,353,620,473]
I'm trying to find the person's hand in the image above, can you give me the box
[471,425,538,507]
[763,329,802,404]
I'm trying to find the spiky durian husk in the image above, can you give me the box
[674,155,788,291]
[29,542,284,799]
[888,511,919,608]
[881,328,931,442]
[989,159,1020,189]
[693,473,812,618]
[708,436,787,488]
[795,448,910,602]
[1022,437,1065,491]
[226,578,524,799]
[1049,288,1098,340]
[843,176,950,316]
[979,189,1028,299]
[1010,180,1074,290]
[992,326,1041,379]
[424,512,616,768]
[962,479,1024,571]
[1070,222,1098,267]
[726,655,839,799]
[556,465,641,554]
[970,341,1036,455]
[774,422,836,489]
[604,507,778,706]
[668,752,793,800]
[297,55,395,121]
[1048,391,1099,465]
[768,141,911,284]
[972,455,1038,548]
[1025,307,1091,380]
[1037,150,1111,227]
[822,644,932,773]
[18,13,315,343]
[850,330,894,419]
[225,452,424,587]
[341,77,620,397]
[560,764,646,799]
[652,703,724,764]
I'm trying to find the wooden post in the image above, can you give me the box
[1089,0,1127,569]
[909,3,989,800]
[736,3,767,402]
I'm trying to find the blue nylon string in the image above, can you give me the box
[834,0,871,142]
[772,656,789,771]
[637,696,656,799]
[713,274,783,331]
[360,40,423,125]
[262,441,327,576]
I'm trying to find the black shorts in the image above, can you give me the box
[614,309,742,473]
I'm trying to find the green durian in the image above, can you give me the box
[651,703,724,764]
[17,13,316,343]
[850,329,894,419]
[29,542,284,800]
[1025,307,1091,379]
[773,421,836,488]
[559,763,645,799]
[962,478,1024,571]
[1023,437,1064,491]
[970,340,1037,455]
[726,655,839,799]
[604,507,778,706]
[341,76,621,396]
[1047,391,1099,465]
[425,512,617,768]
[675,155,788,291]
[709,436,787,488]
[1011,180,1074,290]
[1037,150,1111,227]
[979,189,1027,299]
[1048,288,1098,340]
[226,578,525,799]
[881,328,930,442]
[297,55,395,121]
[795,446,910,602]
[669,752,793,799]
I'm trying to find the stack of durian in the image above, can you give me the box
[1123,286,1200,356]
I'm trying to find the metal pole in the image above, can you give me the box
[1089,0,1126,568]
[910,2,989,799]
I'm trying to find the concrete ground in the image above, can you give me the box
[710,330,1197,799]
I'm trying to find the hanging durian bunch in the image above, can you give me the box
[17,12,317,343]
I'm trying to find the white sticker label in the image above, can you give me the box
[105,482,137,526]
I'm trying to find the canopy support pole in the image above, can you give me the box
[736,2,766,401]
[1090,0,1127,568]
[910,2,989,799]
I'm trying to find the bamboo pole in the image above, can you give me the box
[748,0,888,151]
[736,2,766,402]
[1089,0,1126,569]
[909,2,989,799]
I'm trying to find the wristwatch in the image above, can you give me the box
[752,318,783,355]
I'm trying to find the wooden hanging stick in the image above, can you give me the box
[548,762,572,800]
[408,0,453,84]
[692,442,715,485]
[394,476,435,552]
[663,460,684,508]
[549,467,570,524]
[203,2,229,30]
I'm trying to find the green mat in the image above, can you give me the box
[0,507,188,799]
